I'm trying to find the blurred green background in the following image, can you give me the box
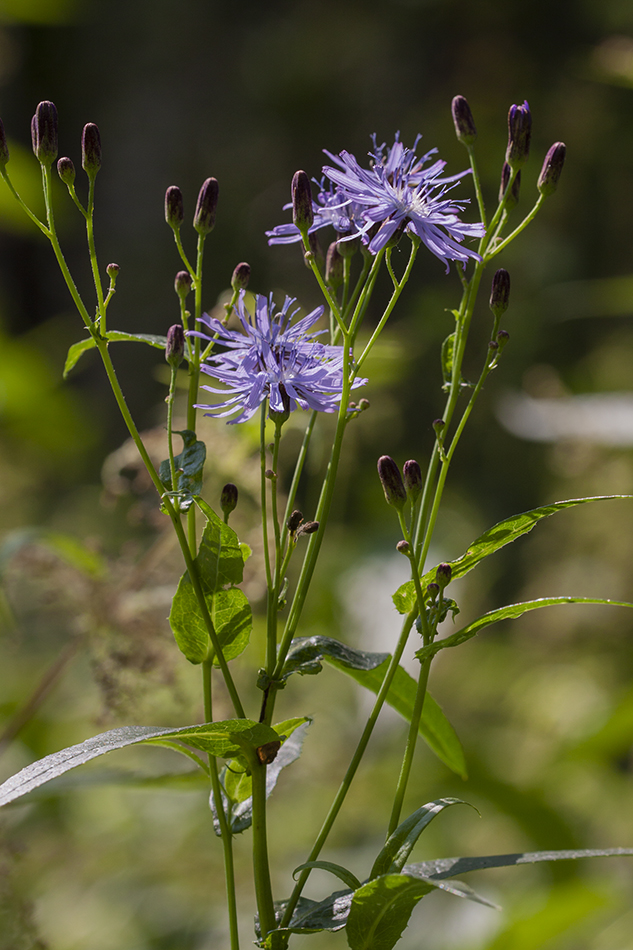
[2,0,633,947]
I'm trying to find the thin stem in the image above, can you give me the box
[251,756,276,939]
[301,232,346,335]
[0,166,50,237]
[485,195,545,260]
[466,144,487,228]
[186,233,206,555]
[85,176,107,331]
[387,656,431,835]
[281,410,318,531]
[166,364,179,500]
[260,402,273,593]
[173,228,196,278]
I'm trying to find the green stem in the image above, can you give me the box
[186,233,206,555]
[466,144,487,228]
[0,166,51,238]
[85,176,107,332]
[251,755,276,939]
[387,655,431,835]
[281,410,318,531]
[301,232,346,335]
[166,364,179,501]
[485,195,545,260]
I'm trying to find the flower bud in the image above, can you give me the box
[81,122,101,177]
[287,510,304,534]
[403,459,422,501]
[57,156,75,185]
[451,95,477,146]
[165,324,185,367]
[174,270,192,301]
[220,483,238,516]
[537,142,566,197]
[0,118,9,167]
[489,268,510,318]
[432,418,445,437]
[377,455,407,510]
[325,242,344,290]
[435,562,452,589]
[396,540,411,555]
[358,398,370,411]
[496,329,510,349]
[499,162,521,210]
[297,520,319,537]
[165,185,184,230]
[291,170,313,234]
[193,176,219,234]
[33,101,58,166]
[106,262,120,283]
[506,100,531,170]
[426,582,440,599]
[231,262,251,291]
[337,236,360,258]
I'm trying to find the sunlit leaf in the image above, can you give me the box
[158,429,206,507]
[346,874,435,950]
[408,847,633,880]
[63,330,169,377]
[293,861,361,892]
[281,635,388,681]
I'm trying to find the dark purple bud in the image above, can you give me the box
[231,262,251,291]
[403,460,422,501]
[537,142,566,197]
[325,242,344,290]
[268,384,291,425]
[506,100,531,170]
[435,562,452,589]
[287,510,304,533]
[297,520,319,537]
[496,329,510,347]
[165,185,184,230]
[432,419,445,437]
[451,95,477,146]
[81,122,101,177]
[165,324,185,367]
[220,483,238,516]
[33,101,58,166]
[57,156,75,185]
[0,118,9,167]
[264,469,276,480]
[426,582,440,599]
[396,540,411,555]
[106,262,120,282]
[292,170,314,234]
[489,268,510,317]
[193,177,219,234]
[499,162,521,210]
[377,455,407,509]
[174,270,192,300]
[337,236,360,259]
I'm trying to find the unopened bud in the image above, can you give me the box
[165,185,184,230]
[174,270,193,300]
[193,176,219,234]
[81,122,101,177]
[165,324,185,367]
[489,268,510,317]
[337,236,360,258]
[231,262,251,291]
[499,162,521,210]
[426,582,440,599]
[106,262,120,283]
[377,455,407,510]
[33,101,58,166]
[496,329,510,349]
[220,483,238,516]
[403,460,422,501]
[297,520,319,537]
[537,142,566,197]
[451,95,477,146]
[0,118,10,167]
[435,562,452,589]
[57,156,75,185]
[325,242,344,290]
[432,419,445,438]
[396,540,411,555]
[287,510,304,534]
[506,100,531,170]
[264,469,276,480]
[358,398,370,411]
[292,170,313,234]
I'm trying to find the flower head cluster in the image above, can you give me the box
[267,134,485,271]
[192,292,366,423]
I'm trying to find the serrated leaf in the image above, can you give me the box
[393,495,633,614]
[293,862,362,892]
[63,330,169,378]
[408,847,633,880]
[281,635,389,681]
[370,798,472,879]
[416,596,633,662]
[346,874,435,950]
[329,658,466,778]
[211,720,310,835]
[158,429,206,507]
[0,719,280,807]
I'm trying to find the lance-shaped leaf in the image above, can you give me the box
[280,635,389,681]
[0,719,279,807]
[269,889,354,936]
[393,495,632,615]
[211,719,310,835]
[370,798,473,879]
[63,330,169,377]
[408,847,633,880]
[292,862,362,892]
[158,429,206,508]
[416,597,633,662]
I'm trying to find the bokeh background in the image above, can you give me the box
[2,0,633,947]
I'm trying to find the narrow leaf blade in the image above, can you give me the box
[408,847,633,880]
[282,636,389,681]
[370,798,471,879]
[293,861,362,892]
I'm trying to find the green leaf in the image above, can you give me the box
[169,572,211,664]
[276,889,354,935]
[330,659,466,778]
[416,597,633,662]
[158,429,206,508]
[441,332,456,388]
[211,587,252,666]
[0,719,280,807]
[194,497,246,589]
[63,330,169,377]
[281,635,389,682]
[211,720,310,835]
[346,874,435,950]
[370,798,472,879]
[293,862,362,892]
[393,495,632,614]
[408,847,633,882]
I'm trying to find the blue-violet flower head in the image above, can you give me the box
[192,292,367,424]
[266,180,366,246]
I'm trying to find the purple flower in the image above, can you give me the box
[266,180,365,245]
[192,292,367,423]
[323,134,485,269]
